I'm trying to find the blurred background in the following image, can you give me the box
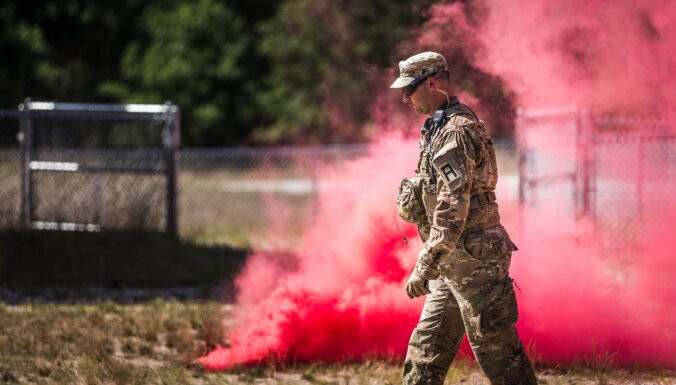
[0,0,522,249]
[0,0,674,281]
[1,0,672,249]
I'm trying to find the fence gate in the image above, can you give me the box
[516,107,591,220]
[0,99,179,236]
[517,107,675,252]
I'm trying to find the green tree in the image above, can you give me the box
[101,0,262,146]
[0,0,147,107]
[0,0,517,146]
[255,0,435,144]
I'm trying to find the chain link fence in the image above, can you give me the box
[0,105,520,248]
[5,100,669,253]
[178,145,369,246]
[592,116,675,252]
[177,140,520,247]
[518,108,675,253]
[0,112,22,229]
[0,101,179,235]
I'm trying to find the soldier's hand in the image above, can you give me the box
[406,270,431,299]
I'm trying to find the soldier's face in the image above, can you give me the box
[403,81,434,115]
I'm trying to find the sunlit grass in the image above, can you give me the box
[0,301,674,384]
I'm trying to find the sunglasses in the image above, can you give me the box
[402,71,437,97]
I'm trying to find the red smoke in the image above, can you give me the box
[199,0,676,370]
[199,136,425,369]
[474,0,676,367]
[505,206,676,367]
[477,0,676,114]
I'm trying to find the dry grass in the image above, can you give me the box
[0,300,227,384]
[0,300,674,384]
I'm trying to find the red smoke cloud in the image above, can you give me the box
[199,136,425,369]
[199,0,676,370]
[505,206,676,367]
[474,0,676,367]
[478,0,676,113]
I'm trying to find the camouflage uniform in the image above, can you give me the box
[392,52,537,385]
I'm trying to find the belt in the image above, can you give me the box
[459,218,501,242]
[469,191,496,209]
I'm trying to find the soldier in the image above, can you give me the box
[392,52,538,385]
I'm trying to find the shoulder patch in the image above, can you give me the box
[432,138,468,190]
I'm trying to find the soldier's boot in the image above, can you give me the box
[403,279,465,385]
[471,326,537,385]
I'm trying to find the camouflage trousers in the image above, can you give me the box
[403,228,537,385]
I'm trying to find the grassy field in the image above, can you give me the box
[1,300,674,385]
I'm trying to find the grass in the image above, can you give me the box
[0,301,674,384]
[0,300,226,385]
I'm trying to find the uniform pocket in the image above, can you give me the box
[478,279,519,338]
[461,225,517,260]
[461,232,484,259]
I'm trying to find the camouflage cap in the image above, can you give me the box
[390,51,449,89]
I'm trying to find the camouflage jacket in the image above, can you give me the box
[414,98,502,280]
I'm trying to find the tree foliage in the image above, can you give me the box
[254,0,436,144]
[100,0,279,146]
[0,0,515,146]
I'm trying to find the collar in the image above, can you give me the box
[437,96,459,111]
[422,96,458,133]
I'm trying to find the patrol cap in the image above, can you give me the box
[390,51,449,89]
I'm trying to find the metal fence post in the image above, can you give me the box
[588,114,597,227]
[516,107,526,206]
[515,107,528,239]
[637,135,645,224]
[575,108,592,220]
[165,102,180,238]
[19,98,33,228]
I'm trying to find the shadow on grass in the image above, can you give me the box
[0,230,249,301]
